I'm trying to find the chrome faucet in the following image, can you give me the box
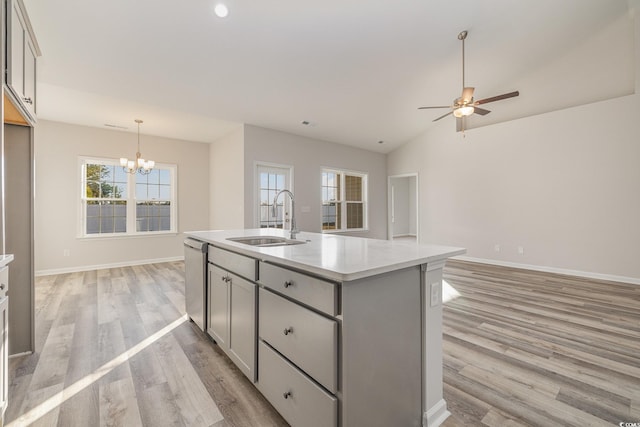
[272,189,299,239]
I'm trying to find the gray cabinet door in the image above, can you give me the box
[208,264,229,349]
[8,0,25,100]
[228,276,256,381]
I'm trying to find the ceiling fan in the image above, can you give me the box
[418,30,519,132]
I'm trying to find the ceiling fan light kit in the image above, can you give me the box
[418,30,520,132]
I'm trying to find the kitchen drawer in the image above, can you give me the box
[0,267,7,299]
[259,288,337,393]
[260,262,338,316]
[258,340,337,427]
[209,245,257,281]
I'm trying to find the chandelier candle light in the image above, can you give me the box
[120,119,155,175]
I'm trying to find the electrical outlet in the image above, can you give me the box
[494,244,500,252]
[63,249,70,257]
[430,282,441,307]
[518,246,524,255]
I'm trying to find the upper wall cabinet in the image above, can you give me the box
[5,0,41,125]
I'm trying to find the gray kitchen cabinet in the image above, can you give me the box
[0,266,8,422]
[207,264,229,348]
[189,229,464,427]
[5,0,40,123]
[207,247,257,381]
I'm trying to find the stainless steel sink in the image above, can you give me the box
[227,236,306,247]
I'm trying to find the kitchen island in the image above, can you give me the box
[185,229,465,427]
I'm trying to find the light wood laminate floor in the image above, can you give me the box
[7,260,640,426]
[441,260,640,427]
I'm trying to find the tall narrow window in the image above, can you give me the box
[256,164,291,229]
[84,163,128,234]
[321,169,367,232]
[136,169,172,232]
[80,158,177,237]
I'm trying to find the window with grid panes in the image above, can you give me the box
[80,158,177,237]
[321,169,367,231]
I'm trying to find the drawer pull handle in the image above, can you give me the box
[283,391,292,399]
[284,281,293,288]
[283,327,294,335]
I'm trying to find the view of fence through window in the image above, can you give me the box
[84,162,172,235]
[259,170,286,228]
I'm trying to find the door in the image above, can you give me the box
[256,164,292,229]
[388,174,418,242]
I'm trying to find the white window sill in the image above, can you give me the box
[321,228,369,234]
[78,231,178,240]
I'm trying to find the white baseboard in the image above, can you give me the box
[35,256,185,277]
[423,399,450,426]
[454,255,640,286]
[9,351,33,359]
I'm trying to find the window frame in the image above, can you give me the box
[254,162,294,229]
[321,167,368,233]
[78,156,178,238]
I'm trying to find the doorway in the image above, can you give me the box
[255,163,293,230]
[388,174,418,242]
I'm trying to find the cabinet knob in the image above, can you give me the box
[23,97,33,105]
[221,275,231,283]
[283,327,293,335]
[283,391,292,399]
[0,284,4,290]
[284,281,293,288]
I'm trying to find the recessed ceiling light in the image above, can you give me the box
[378,140,384,144]
[214,3,229,18]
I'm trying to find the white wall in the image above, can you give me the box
[209,126,245,229]
[242,125,388,239]
[391,177,410,236]
[34,120,210,274]
[388,93,640,282]
[408,176,416,235]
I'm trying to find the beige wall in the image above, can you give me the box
[34,120,210,274]
[209,126,245,229]
[242,125,388,239]
[388,93,640,282]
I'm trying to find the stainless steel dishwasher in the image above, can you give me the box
[184,238,208,331]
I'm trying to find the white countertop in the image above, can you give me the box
[0,254,14,268]
[185,229,465,282]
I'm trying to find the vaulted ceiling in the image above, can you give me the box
[24,0,636,153]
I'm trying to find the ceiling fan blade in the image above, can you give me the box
[475,91,519,105]
[418,106,450,110]
[456,117,465,132]
[461,87,475,103]
[433,111,453,122]
[474,107,491,116]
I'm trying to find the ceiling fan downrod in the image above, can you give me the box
[458,30,468,90]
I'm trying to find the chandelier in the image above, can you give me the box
[120,119,155,175]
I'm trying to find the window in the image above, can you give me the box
[80,158,177,237]
[256,164,291,229]
[321,169,367,232]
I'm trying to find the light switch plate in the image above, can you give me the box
[430,282,441,307]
